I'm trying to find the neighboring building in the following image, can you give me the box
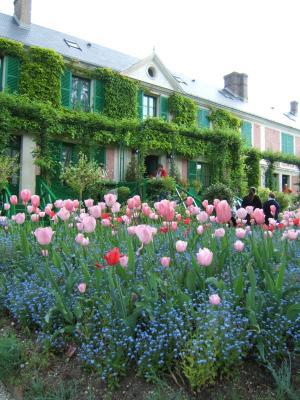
[0,0,299,195]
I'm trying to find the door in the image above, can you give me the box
[145,155,159,177]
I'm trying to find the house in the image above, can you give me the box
[0,0,299,197]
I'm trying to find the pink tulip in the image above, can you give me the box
[176,214,182,221]
[31,214,39,222]
[214,228,225,238]
[10,195,18,205]
[101,219,111,227]
[4,203,10,211]
[64,199,74,212]
[31,195,40,208]
[27,205,34,214]
[196,248,213,266]
[197,211,208,223]
[14,213,25,224]
[75,233,84,244]
[270,205,276,217]
[213,199,220,208]
[127,198,135,209]
[253,208,265,225]
[234,240,244,252]
[175,240,187,253]
[210,216,216,222]
[82,216,96,233]
[57,207,70,221]
[104,193,117,207]
[171,221,178,231]
[120,255,128,268]
[236,207,248,220]
[202,199,208,208]
[133,195,141,208]
[54,199,64,208]
[135,224,157,245]
[186,197,194,206]
[81,237,90,246]
[39,212,45,218]
[216,200,231,224]
[197,225,204,235]
[78,283,86,293]
[89,205,102,219]
[20,189,31,204]
[206,205,214,215]
[142,204,152,217]
[127,226,136,235]
[286,230,298,240]
[111,202,121,213]
[209,294,221,305]
[154,200,175,221]
[73,199,80,210]
[84,199,94,208]
[160,257,171,267]
[121,215,130,224]
[236,228,246,239]
[246,206,254,215]
[34,227,54,245]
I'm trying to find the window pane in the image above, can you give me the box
[143,95,157,118]
[71,77,79,109]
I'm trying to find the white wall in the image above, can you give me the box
[19,134,36,193]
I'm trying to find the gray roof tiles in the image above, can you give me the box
[0,11,299,133]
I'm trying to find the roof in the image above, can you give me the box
[0,11,299,133]
[0,12,138,71]
[174,72,300,132]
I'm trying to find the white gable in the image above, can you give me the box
[122,53,182,92]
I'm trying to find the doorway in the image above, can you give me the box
[145,155,159,178]
[282,175,289,190]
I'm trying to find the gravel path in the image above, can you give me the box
[0,383,12,400]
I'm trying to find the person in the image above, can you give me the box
[263,192,280,224]
[156,164,167,178]
[283,184,292,194]
[241,187,262,225]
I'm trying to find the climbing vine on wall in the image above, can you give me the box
[0,38,24,58]
[208,108,241,131]
[169,93,197,127]
[94,68,138,120]
[244,148,261,189]
[20,46,64,107]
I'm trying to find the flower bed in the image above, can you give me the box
[0,193,299,391]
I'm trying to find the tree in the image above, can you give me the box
[60,152,106,201]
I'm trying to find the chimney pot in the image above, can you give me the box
[14,0,32,27]
[290,101,298,116]
[223,72,248,101]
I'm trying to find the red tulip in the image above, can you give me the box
[104,247,120,265]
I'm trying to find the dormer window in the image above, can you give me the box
[64,39,81,50]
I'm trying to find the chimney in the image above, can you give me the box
[14,0,32,27]
[290,101,298,116]
[224,72,248,101]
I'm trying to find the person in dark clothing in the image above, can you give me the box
[263,192,280,224]
[241,187,262,224]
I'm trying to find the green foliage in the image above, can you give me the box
[257,187,291,211]
[0,335,24,382]
[244,148,261,189]
[168,156,181,182]
[94,68,138,119]
[169,93,197,127]
[146,177,176,201]
[125,155,139,181]
[20,46,64,107]
[60,152,106,201]
[117,186,131,203]
[209,108,242,131]
[0,38,24,58]
[0,154,19,191]
[202,182,234,205]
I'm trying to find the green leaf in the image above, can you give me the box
[287,303,300,321]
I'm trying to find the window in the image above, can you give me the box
[64,39,81,50]
[147,66,156,78]
[143,94,157,118]
[71,76,90,112]
[281,132,294,155]
[241,121,252,147]
[197,108,210,128]
[61,144,73,166]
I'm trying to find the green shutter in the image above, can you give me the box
[160,96,169,120]
[197,109,210,128]
[241,121,252,147]
[61,69,72,108]
[4,56,20,94]
[90,146,106,167]
[188,160,197,182]
[93,79,104,113]
[281,132,294,155]
[138,89,144,120]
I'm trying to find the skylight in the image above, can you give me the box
[64,39,81,50]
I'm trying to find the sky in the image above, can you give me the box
[1,0,300,111]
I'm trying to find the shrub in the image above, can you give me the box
[202,182,234,205]
[125,155,139,182]
[117,186,131,203]
[146,177,176,201]
[0,335,24,382]
[258,187,291,211]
